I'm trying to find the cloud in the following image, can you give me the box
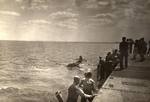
[98,1,110,6]
[81,13,115,28]
[49,11,78,30]
[15,0,22,2]
[49,11,79,19]
[0,10,20,16]
[29,5,48,10]
[75,0,110,9]
[84,0,99,9]
[91,18,113,23]
[84,19,113,29]
[92,13,116,19]
[20,0,49,10]
[25,19,51,25]
[55,18,78,30]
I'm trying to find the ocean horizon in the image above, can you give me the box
[0,40,120,43]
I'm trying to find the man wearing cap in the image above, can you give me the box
[67,76,93,102]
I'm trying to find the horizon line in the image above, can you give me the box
[0,40,120,43]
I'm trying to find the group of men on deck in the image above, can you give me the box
[97,37,150,82]
[97,49,120,81]
[56,37,150,102]
[132,38,148,61]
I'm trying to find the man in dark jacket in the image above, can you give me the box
[119,37,128,70]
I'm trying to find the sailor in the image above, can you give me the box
[79,72,97,102]
[119,37,128,69]
[67,76,94,102]
[97,56,105,81]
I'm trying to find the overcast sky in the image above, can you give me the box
[0,0,150,42]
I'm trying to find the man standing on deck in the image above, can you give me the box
[97,56,105,81]
[119,37,128,70]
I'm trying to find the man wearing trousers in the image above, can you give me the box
[119,37,128,70]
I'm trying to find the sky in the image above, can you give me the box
[0,0,150,42]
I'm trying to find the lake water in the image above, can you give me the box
[0,41,118,102]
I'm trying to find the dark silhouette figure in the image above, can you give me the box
[128,39,134,54]
[147,41,150,56]
[111,49,120,69]
[97,56,105,81]
[76,56,83,64]
[119,37,128,69]
[104,52,113,78]
[132,40,139,60]
[127,39,130,53]
[139,38,147,62]
[105,52,113,62]
[67,56,83,69]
